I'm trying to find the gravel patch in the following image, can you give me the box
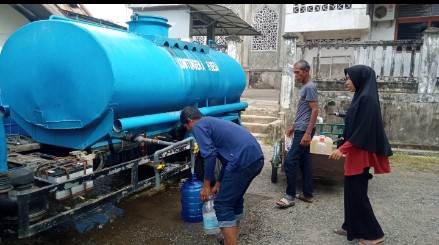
[241,140,439,245]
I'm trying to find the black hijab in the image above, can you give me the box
[343,65,393,157]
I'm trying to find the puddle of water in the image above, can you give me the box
[1,181,212,244]
[73,203,124,233]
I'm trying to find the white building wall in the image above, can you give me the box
[368,21,396,41]
[0,5,29,52]
[281,4,417,79]
[284,4,369,33]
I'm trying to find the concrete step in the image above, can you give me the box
[242,122,269,134]
[251,133,269,141]
[242,98,279,107]
[242,119,284,141]
[267,119,285,141]
[242,106,280,117]
[241,114,279,124]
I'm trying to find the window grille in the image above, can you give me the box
[193,36,206,45]
[304,38,360,45]
[292,4,351,14]
[192,36,228,53]
[251,5,279,51]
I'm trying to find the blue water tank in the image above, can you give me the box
[0,93,29,137]
[0,15,246,149]
[181,175,203,223]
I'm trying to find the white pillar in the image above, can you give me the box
[418,27,439,99]
[280,33,298,109]
[225,35,242,63]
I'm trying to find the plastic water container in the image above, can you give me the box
[202,195,221,235]
[314,135,328,154]
[325,136,334,154]
[310,135,320,153]
[285,134,292,151]
[311,135,334,155]
[181,174,203,223]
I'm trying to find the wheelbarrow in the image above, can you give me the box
[270,100,347,183]
[270,135,287,183]
[270,123,346,183]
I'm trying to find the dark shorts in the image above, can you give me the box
[214,157,264,227]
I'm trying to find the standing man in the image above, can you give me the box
[276,60,319,208]
[180,106,264,245]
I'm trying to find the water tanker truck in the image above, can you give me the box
[0,14,248,238]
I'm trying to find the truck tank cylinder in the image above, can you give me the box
[0,15,246,149]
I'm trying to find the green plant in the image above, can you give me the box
[390,153,439,174]
[264,138,274,146]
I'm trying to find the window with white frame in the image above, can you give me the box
[395,4,439,51]
[396,4,439,40]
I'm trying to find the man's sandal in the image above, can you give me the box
[296,193,314,203]
[276,198,295,208]
[333,228,347,236]
[216,237,224,245]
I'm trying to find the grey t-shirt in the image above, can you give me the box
[294,80,318,131]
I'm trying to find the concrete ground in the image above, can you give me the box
[5,139,438,245]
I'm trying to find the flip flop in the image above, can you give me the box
[333,228,347,236]
[276,198,295,208]
[296,193,314,203]
[358,237,385,245]
[216,237,224,245]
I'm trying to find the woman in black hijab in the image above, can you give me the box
[329,65,392,245]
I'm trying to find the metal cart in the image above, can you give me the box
[270,122,346,183]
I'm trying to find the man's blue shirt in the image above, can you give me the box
[192,117,264,181]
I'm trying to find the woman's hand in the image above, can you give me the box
[329,149,344,160]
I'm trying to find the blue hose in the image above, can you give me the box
[114,102,248,132]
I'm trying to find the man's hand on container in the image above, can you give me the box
[286,126,294,138]
[200,182,211,202]
[211,181,221,198]
[300,132,311,146]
